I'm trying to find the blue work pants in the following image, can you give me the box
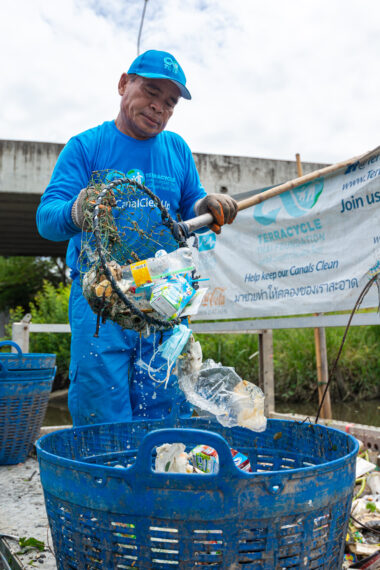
[68,279,190,426]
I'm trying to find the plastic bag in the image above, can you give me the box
[155,443,194,473]
[177,353,267,432]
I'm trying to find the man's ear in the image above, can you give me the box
[118,73,129,95]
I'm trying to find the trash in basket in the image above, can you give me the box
[0,341,56,465]
[36,416,359,569]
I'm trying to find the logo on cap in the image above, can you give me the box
[163,56,179,75]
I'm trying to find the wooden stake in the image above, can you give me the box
[296,153,332,420]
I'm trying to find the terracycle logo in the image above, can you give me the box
[253,178,324,226]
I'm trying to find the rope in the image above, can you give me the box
[315,273,380,424]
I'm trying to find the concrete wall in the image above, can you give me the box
[0,140,64,195]
[194,152,327,195]
[0,139,328,256]
[0,139,327,197]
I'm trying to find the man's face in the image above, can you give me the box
[116,74,180,139]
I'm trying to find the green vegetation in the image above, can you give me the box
[2,280,379,401]
[196,324,380,403]
[4,281,71,390]
[17,536,45,554]
[0,256,68,312]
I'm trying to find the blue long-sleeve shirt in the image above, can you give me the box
[37,120,206,278]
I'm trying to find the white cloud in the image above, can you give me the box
[0,0,379,163]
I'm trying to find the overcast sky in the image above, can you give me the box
[1,0,379,164]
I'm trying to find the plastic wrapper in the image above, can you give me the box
[190,445,219,473]
[177,355,267,432]
[150,274,196,320]
[155,443,194,473]
[190,445,252,474]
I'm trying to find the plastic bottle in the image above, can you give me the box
[148,248,195,279]
[122,248,195,285]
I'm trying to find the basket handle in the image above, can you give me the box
[133,427,239,478]
[0,341,23,357]
[0,342,22,378]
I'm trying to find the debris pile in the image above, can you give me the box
[343,447,380,569]
[81,247,207,333]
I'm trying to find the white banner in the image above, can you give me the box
[196,150,380,319]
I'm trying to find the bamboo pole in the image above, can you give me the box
[295,153,332,420]
[184,145,380,233]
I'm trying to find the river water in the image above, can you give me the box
[276,398,380,427]
[43,392,380,427]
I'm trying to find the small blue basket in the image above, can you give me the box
[0,341,56,379]
[36,415,358,569]
[0,341,56,465]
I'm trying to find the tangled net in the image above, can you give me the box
[78,171,194,334]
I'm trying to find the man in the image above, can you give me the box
[37,49,237,426]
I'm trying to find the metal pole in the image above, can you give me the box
[137,0,149,56]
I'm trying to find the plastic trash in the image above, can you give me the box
[81,247,202,333]
[177,352,267,432]
[366,472,380,495]
[155,443,194,473]
[122,247,195,286]
[158,324,192,364]
[190,445,252,474]
[154,442,253,475]
[150,275,196,320]
[136,324,192,387]
[356,456,377,478]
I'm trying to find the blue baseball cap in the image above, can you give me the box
[127,50,191,100]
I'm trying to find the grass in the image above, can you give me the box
[195,324,380,403]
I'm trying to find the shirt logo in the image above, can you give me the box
[127,169,145,185]
[163,57,179,75]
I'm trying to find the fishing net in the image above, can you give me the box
[78,171,197,335]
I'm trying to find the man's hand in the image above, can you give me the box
[196,194,238,234]
[71,185,115,230]
[71,187,89,229]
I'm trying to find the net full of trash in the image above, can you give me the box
[78,172,207,334]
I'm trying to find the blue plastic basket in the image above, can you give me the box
[0,341,56,465]
[0,341,56,380]
[36,415,358,569]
